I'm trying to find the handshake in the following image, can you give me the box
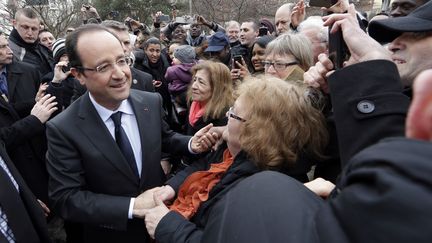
[132,185,175,218]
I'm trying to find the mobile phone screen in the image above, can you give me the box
[233,55,242,69]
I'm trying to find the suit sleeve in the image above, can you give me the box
[46,121,131,231]
[0,115,44,148]
[157,94,192,156]
[328,60,410,167]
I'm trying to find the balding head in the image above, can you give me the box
[275,3,294,35]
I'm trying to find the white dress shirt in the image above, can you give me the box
[89,94,141,219]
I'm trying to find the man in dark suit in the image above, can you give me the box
[0,138,51,242]
[0,31,58,205]
[46,24,216,243]
[0,31,40,118]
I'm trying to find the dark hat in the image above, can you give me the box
[369,1,432,43]
[174,45,196,64]
[52,38,66,63]
[204,32,229,52]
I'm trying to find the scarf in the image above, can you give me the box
[170,149,234,219]
[188,101,206,127]
[9,28,39,50]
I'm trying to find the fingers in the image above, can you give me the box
[197,123,213,135]
[304,57,332,94]
[153,192,164,206]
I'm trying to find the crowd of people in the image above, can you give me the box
[0,0,432,242]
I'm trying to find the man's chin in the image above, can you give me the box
[24,39,36,44]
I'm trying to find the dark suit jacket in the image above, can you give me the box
[0,97,49,203]
[46,89,192,242]
[0,140,50,243]
[6,61,40,118]
[131,67,155,92]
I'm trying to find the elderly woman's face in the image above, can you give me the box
[264,53,299,80]
[191,69,212,103]
[224,96,248,157]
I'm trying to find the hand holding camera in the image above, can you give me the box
[52,61,71,84]
[304,4,391,93]
[322,4,391,66]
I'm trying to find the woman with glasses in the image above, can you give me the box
[138,76,328,243]
[264,33,314,81]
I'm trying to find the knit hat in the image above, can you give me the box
[52,38,66,63]
[173,45,196,64]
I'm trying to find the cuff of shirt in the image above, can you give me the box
[128,198,135,219]
[188,138,198,154]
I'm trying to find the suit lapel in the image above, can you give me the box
[0,142,40,242]
[129,91,155,187]
[76,93,139,185]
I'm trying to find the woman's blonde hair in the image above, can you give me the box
[265,33,314,71]
[188,61,234,121]
[237,75,328,170]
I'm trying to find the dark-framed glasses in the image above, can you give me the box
[76,56,132,73]
[262,61,298,71]
[227,107,246,122]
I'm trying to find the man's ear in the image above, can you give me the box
[406,69,432,141]
[70,68,85,86]
[12,19,17,28]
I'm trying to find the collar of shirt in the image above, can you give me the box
[88,93,134,122]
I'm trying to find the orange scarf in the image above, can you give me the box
[188,101,205,127]
[170,149,234,219]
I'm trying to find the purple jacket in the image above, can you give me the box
[165,63,195,95]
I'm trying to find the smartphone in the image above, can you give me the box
[232,55,243,69]
[258,27,268,37]
[309,0,338,8]
[61,63,71,73]
[328,27,349,70]
[159,15,171,22]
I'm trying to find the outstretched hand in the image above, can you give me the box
[291,0,306,29]
[143,193,170,239]
[31,94,58,123]
[191,123,220,153]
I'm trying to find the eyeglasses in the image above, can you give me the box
[262,61,298,72]
[227,107,246,122]
[76,56,132,73]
